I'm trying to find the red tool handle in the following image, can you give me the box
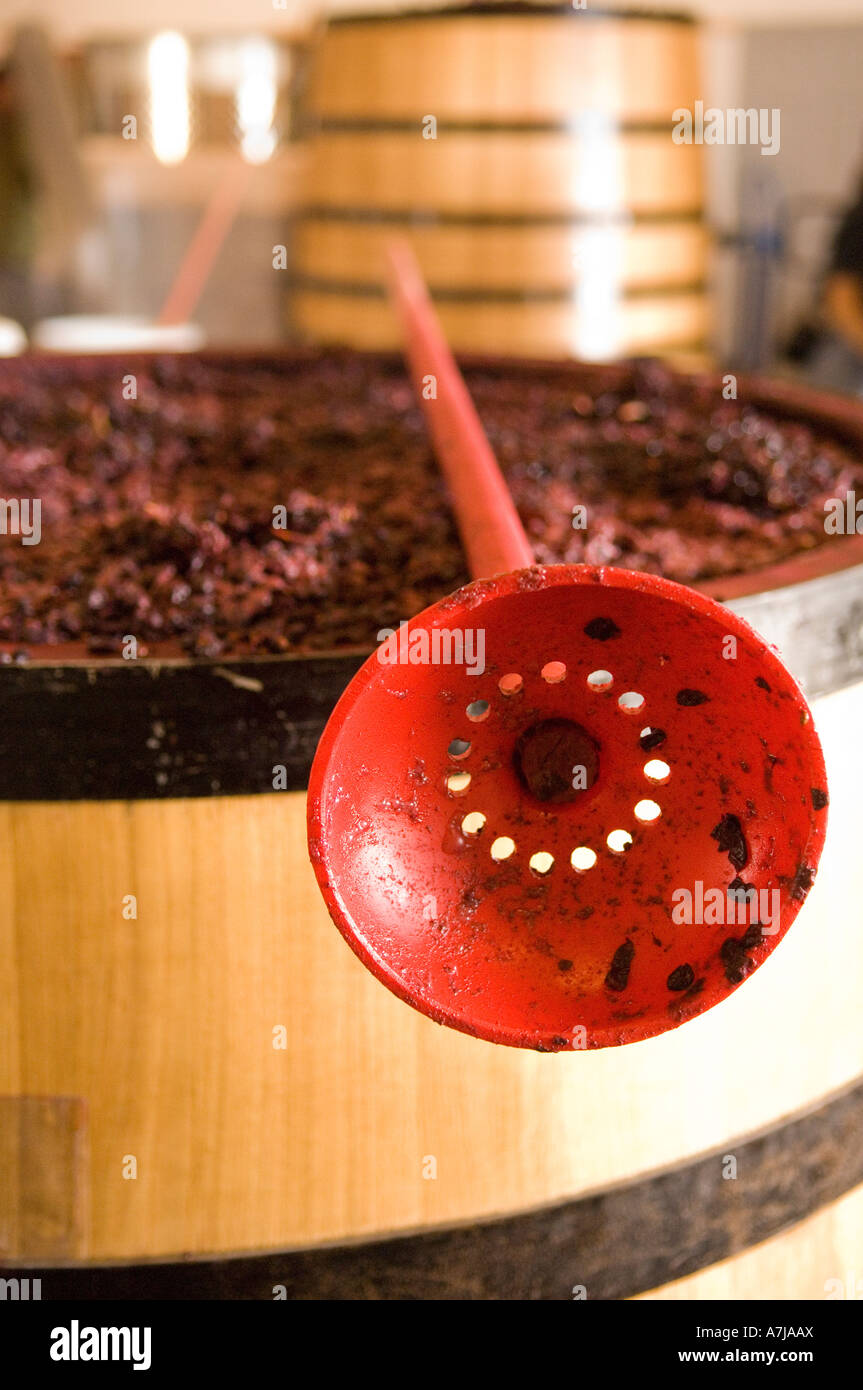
[157,160,253,327]
[385,239,535,579]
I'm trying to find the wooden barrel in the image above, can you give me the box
[2,354,863,1298]
[291,4,709,359]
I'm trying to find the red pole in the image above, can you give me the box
[385,238,535,579]
[157,160,253,327]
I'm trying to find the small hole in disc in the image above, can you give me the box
[461,811,486,836]
[587,669,613,692]
[445,771,471,797]
[571,846,597,872]
[466,700,490,722]
[541,661,566,684]
[639,726,667,751]
[618,691,644,712]
[529,851,554,875]
[607,829,633,854]
[447,738,471,760]
[514,717,599,804]
[491,835,516,862]
[634,798,662,823]
[499,673,523,696]
[644,759,671,784]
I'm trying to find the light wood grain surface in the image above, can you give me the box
[290,289,711,358]
[0,677,860,1261]
[294,220,710,292]
[303,132,703,216]
[309,16,700,122]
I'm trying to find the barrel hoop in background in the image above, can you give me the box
[287,274,709,303]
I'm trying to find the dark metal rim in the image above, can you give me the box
[4,1070,862,1300]
[0,652,367,801]
[296,206,705,227]
[288,273,709,304]
[328,4,697,28]
[307,118,687,136]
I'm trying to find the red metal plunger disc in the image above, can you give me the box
[307,564,828,1050]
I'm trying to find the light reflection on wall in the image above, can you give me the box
[569,110,626,361]
[147,31,191,165]
[236,37,279,165]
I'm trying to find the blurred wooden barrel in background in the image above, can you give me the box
[291,4,710,360]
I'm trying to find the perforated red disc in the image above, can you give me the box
[307,565,828,1050]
